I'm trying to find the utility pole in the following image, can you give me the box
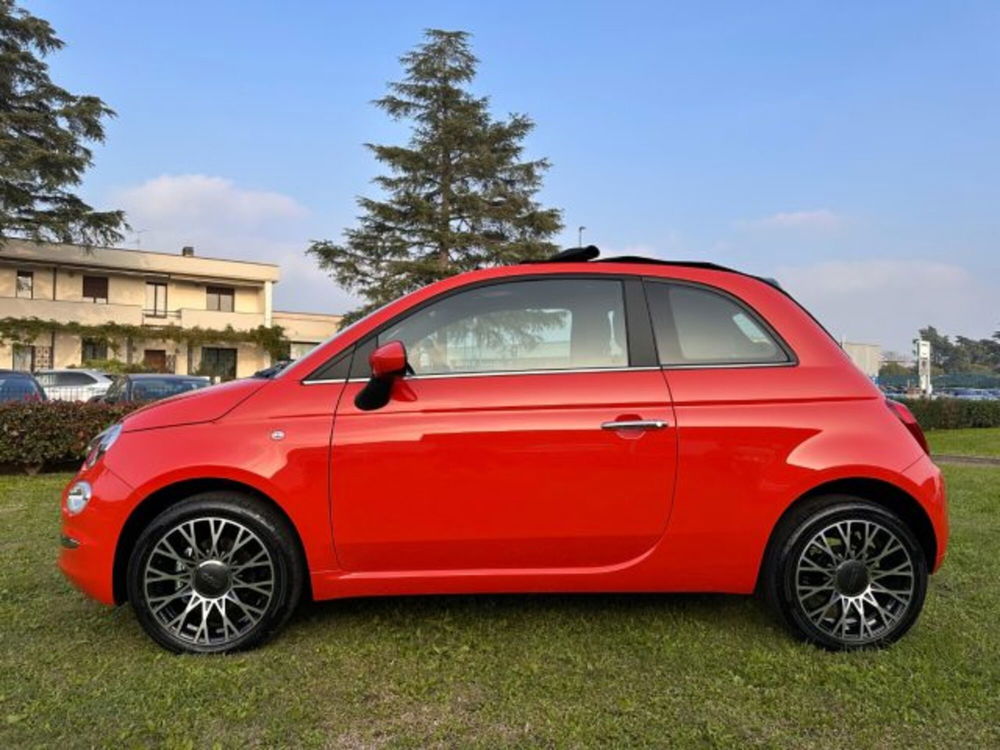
[578,226,586,247]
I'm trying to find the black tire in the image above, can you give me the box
[761,496,928,650]
[126,491,303,654]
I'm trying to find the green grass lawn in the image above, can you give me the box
[1,469,997,747]
[927,427,1000,458]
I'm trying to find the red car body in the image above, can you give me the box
[59,260,948,615]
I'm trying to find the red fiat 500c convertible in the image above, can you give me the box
[59,247,947,653]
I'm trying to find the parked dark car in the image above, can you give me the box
[93,374,211,404]
[0,369,47,402]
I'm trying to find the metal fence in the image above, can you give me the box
[40,386,107,402]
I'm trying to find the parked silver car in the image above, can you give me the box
[34,369,114,402]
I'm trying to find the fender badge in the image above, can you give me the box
[270,429,286,441]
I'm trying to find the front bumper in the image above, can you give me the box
[58,465,135,605]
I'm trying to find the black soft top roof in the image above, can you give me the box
[527,246,781,288]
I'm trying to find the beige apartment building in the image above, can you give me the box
[841,340,882,379]
[0,240,341,379]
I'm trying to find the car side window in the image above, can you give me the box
[104,379,124,402]
[645,281,789,366]
[57,372,96,386]
[376,278,628,376]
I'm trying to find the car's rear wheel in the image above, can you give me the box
[126,491,303,654]
[762,497,928,650]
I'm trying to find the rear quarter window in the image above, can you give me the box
[645,281,791,366]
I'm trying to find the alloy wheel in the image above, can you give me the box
[142,517,276,648]
[793,518,916,644]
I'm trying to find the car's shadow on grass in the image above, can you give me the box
[285,590,785,645]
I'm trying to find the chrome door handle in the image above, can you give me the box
[601,420,668,430]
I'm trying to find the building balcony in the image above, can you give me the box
[178,308,266,331]
[0,296,144,326]
[0,297,267,334]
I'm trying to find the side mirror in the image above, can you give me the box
[370,340,408,379]
[355,340,409,411]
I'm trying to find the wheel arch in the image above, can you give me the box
[112,477,311,604]
[756,476,937,591]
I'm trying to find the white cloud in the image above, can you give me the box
[113,174,356,315]
[744,209,843,231]
[118,174,307,228]
[773,258,997,351]
[604,231,685,260]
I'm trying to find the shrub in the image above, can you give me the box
[897,397,1000,430]
[0,401,143,473]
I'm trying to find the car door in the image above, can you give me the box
[330,275,678,573]
[58,371,97,401]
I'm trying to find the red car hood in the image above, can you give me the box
[122,378,268,432]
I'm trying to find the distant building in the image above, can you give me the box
[881,350,914,368]
[841,340,881,378]
[0,240,341,379]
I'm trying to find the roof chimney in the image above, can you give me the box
[181,245,195,257]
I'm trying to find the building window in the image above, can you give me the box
[206,286,234,312]
[145,281,167,317]
[200,347,237,380]
[82,338,108,362]
[34,345,52,370]
[82,275,109,303]
[16,270,33,299]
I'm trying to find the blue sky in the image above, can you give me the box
[27,0,1000,351]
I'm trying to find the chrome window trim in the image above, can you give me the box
[402,366,661,381]
[661,361,798,371]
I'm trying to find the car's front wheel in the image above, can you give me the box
[762,497,928,650]
[126,491,303,654]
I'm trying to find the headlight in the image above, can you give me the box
[66,481,92,515]
[84,423,122,469]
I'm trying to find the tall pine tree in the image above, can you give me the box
[0,0,125,247]
[308,29,562,322]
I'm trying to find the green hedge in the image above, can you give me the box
[0,401,143,474]
[897,397,1000,430]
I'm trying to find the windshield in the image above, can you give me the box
[131,379,207,400]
